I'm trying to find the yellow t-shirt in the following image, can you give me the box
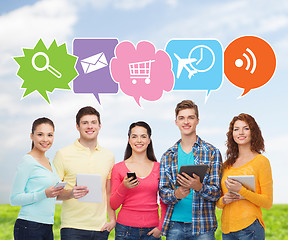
[217,154,273,234]
[53,140,115,231]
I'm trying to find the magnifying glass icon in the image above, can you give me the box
[31,52,62,78]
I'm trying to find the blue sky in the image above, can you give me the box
[0,0,287,204]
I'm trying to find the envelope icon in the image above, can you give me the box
[80,52,108,74]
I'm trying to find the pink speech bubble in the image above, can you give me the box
[110,41,174,106]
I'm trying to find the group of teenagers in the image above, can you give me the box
[10,100,273,240]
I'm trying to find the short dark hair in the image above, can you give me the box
[124,121,157,162]
[175,100,199,119]
[76,106,101,125]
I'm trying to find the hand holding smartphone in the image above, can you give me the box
[125,172,139,189]
[127,172,137,181]
[54,181,67,188]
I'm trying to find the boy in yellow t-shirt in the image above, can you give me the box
[54,106,115,240]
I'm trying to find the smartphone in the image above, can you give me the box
[54,181,67,188]
[127,172,137,181]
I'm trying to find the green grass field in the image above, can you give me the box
[1,204,288,240]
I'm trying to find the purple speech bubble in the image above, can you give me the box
[73,38,119,103]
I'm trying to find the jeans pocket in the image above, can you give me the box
[115,224,129,239]
[115,231,129,239]
[148,235,161,240]
[14,220,29,240]
[15,219,27,228]
[14,225,21,240]
[26,220,42,231]
[241,228,255,240]
[237,221,257,240]
[168,221,175,230]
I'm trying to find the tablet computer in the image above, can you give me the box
[227,175,255,192]
[76,173,102,203]
[176,164,209,186]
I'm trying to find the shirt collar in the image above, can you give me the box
[195,135,201,147]
[172,135,202,152]
[74,139,101,151]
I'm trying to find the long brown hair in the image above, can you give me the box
[124,121,157,162]
[31,117,54,149]
[224,113,264,168]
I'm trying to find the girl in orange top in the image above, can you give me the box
[217,113,273,240]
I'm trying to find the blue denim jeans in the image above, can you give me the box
[222,219,265,240]
[61,228,110,240]
[167,221,215,240]
[14,218,53,240]
[115,222,161,240]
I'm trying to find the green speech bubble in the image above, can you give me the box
[14,39,78,103]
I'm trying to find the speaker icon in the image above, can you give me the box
[235,48,256,74]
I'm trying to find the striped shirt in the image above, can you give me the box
[159,136,222,236]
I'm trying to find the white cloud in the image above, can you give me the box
[165,0,178,7]
[114,0,154,10]
[257,15,288,34]
[72,0,111,9]
[266,135,288,152]
[273,34,288,69]
[0,0,77,47]
[198,127,227,136]
[153,0,288,43]
[72,0,178,10]
[0,0,77,77]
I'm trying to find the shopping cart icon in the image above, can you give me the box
[129,60,155,84]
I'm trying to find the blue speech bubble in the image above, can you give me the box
[165,39,223,100]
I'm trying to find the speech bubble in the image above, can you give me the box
[73,38,119,104]
[110,41,174,106]
[165,39,223,101]
[224,36,276,96]
[14,39,78,103]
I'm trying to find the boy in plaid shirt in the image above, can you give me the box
[159,100,222,239]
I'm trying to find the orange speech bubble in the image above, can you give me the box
[224,36,276,96]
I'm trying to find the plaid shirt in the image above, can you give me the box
[159,136,222,236]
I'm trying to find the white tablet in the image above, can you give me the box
[227,175,255,192]
[76,173,102,203]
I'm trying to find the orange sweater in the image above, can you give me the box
[217,154,273,234]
